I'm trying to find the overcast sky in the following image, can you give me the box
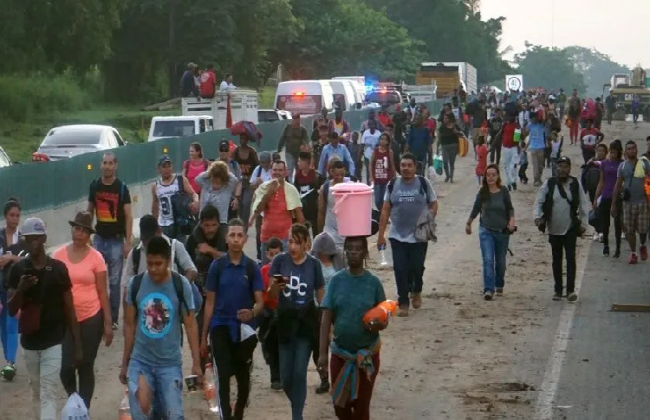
[481,0,644,68]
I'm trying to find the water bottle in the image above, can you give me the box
[378,244,388,266]
[118,389,131,420]
[204,363,220,413]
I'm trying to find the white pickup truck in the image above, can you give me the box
[181,90,259,130]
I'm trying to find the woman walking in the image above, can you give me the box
[466,164,516,300]
[182,142,210,194]
[318,236,387,420]
[438,113,464,183]
[370,133,395,211]
[269,224,325,420]
[53,211,113,409]
[195,160,242,238]
[594,140,624,257]
[0,198,24,380]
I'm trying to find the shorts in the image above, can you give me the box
[622,201,650,234]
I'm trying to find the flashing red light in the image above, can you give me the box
[294,92,305,96]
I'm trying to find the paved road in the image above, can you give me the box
[549,122,650,420]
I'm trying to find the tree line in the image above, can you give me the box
[0,0,510,103]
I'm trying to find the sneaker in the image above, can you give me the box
[495,288,504,296]
[641,245,648,261]
[552,293,562,301]
[629,252,639,264]
[507,185,512,191]
[315,380,330,394]
[397,305,409,317]
[603,246,610,257]
[112,322,119,331]
[592,233,599,242]
[0,364,16,381]
[484,291,494,301]
[613,248,621,258]
[271,381,282,391]
[598,233,604,243]
[411,293,422,309]
[567,292,578,302]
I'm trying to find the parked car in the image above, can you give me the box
[33,124,127,162]
[257,109,292,124]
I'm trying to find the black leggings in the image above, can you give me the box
[599,198,622,249]
[60,309,104,409]
[489,138,502,165]
[210,326,257,420]
[310,308,328,382]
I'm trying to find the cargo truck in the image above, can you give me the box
[416,62,478,97]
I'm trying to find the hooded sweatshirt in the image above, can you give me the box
[310,232,346,284]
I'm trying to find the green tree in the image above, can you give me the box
[563,46,630,98]
[513,43,587,93]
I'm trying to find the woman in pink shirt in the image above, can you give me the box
[183,142,210,194]
[53,211,112,410]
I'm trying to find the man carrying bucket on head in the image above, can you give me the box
[377,153,438,317]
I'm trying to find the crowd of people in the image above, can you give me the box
[0,82,646,420]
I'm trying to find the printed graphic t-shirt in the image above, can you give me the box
[126,273,195,366]
[88,178,132,238]
[270,253,324,310]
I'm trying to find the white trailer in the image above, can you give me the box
[181,90,259,130]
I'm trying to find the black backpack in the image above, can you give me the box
[542,176,580,225]
[170,175,196,235]
[581,162,600,197]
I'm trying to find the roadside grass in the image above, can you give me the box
[259,86,277,108]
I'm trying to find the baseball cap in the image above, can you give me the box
[139,215,159,242]
[259,151,272,162]
[219,140,230,152]
[556,156,571,165]
[20,217,47,237]
[158,154,172,166]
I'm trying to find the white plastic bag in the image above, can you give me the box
[61,393,89,420]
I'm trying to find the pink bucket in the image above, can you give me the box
[331,182,373,237]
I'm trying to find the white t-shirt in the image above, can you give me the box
[219,81,236,92]
[362,129,381,160]
[550,141,562,158]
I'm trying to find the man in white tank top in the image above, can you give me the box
[151,155,199,241]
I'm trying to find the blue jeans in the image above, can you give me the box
[374,183,387,211]
[279,336,312,420]
[127,359,184,420]
[93,235,124,324]
[389,239,428,306]
[261,239,288,265]
[0,289,18,363]
[478,226,510,292]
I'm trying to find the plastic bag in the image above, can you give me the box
[433,154,444,175]
[61,393,89,420]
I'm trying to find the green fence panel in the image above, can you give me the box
[0,100,443,214]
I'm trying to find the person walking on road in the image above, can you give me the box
[87,152,133,329]
[594,140,624,257]
[438,113,463,183]
[500,116,519,191]
[278,114,309,182]
[377,153,438,317]
[466,164,516,300]
[0,198,23,381]
[612,141,650,264]
[318,236,386,420]
[7,218,82,420]
[534,157,590,301]
[54,211,113,410]
[195,160,242,239]
[522,111,547,187]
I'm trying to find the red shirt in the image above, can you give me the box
[260,264,278,310]
[426,119,437,137]
[372,149,394,185]
[475,144,488,176]
[260,187,293,242]
[501,122,517,148]
[378,113,393,128]
[199,70,216,97]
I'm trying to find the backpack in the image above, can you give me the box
[130,271,189,344]
[581,162,601,197]
[542,176,580,226]
[211,254,259,305]
[386,176,430,204]
[171,175,196,236]
[132,239,181,275]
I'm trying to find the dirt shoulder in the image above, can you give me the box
[0,121,628,419]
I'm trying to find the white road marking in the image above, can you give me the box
[533,241,592,419]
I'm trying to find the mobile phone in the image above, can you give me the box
[273,274,286,285]
[23,269,37,277]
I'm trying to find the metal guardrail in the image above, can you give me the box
[0,101,442,214]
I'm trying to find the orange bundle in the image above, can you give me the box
[363,300,398,328]
[458,136,469,157]
[566,118,573,128]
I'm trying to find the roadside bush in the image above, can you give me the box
[0,74,92,123]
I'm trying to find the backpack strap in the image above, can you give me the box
[322,180,331,207]
[132,245,142,276]
[130,273,145,313]
[417,176,430,203]
[176,174,184,193]
[171,272,190,315]
[183,160,189,173]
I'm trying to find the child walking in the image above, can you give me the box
[549,132,563,177]
[518,140,529,184]
[475,136,488,185]
[370,133,396,210]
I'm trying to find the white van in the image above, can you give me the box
[332,76,367,101]
[148,116,214,142]
[328,79,360,111]
[275,80,335,116]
